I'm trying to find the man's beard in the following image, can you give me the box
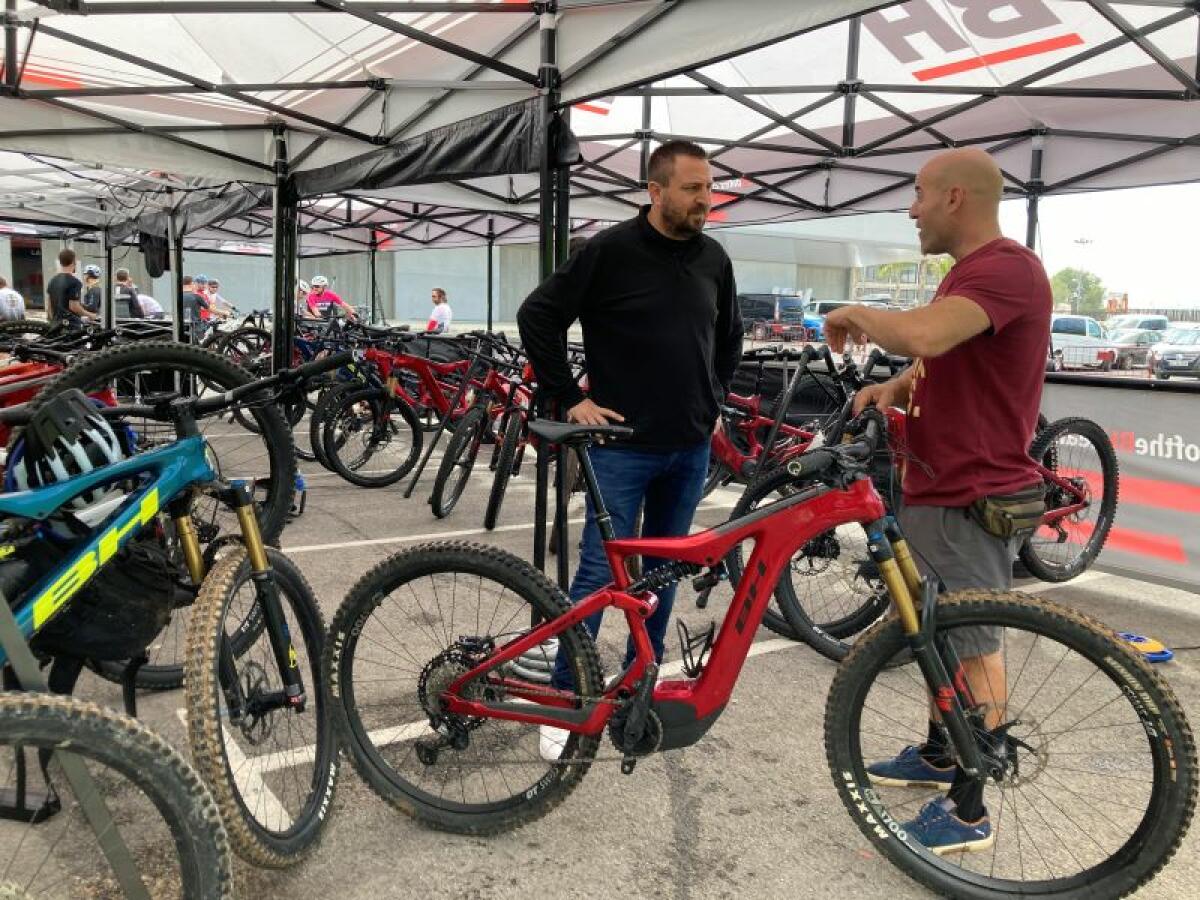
[662,201,707,238]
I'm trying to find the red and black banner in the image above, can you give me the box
[1041,380,1200,592]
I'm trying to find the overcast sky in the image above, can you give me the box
[998,183,1200,310]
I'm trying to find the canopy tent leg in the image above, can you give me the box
[169,207,183,344]
[368,240,378,323]
[102,232,115,329]
[271,125,297,373]
[486,216,495,333]
[1026,133,1045,251]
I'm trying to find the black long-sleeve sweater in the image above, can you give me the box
[517,207,743,450]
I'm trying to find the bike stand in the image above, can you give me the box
[0,666,61,824]
[121,654,149,719]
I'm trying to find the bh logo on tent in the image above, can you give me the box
[864,0,1084,82]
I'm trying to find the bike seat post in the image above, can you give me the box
[574,442,617,542]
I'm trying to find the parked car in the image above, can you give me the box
[1107,328,1159,370]
[1049,314,1116,369]
[1148,326,1200,380]
[737,293,818,341]
[1105,313,1170,332]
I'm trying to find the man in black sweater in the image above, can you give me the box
[518,140,742,759]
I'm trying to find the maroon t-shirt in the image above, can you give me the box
[903,238,1051,507]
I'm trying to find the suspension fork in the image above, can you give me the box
[226,481,307,712]
[868,518,985,777]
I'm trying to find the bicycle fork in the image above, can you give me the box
[175,485,307,720]
[866,518,986,778]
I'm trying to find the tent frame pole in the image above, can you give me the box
[534,2,559,579]
[102,230,115,329]
[1026,133,1045,251]
[368,238,378,324]
[486,216,495,333]
[271,125,297,373]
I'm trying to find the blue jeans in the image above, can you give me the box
[550,440,711,690]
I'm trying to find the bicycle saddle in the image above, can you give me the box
[527,420,634,445]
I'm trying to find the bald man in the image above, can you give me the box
[824,148,1051,854]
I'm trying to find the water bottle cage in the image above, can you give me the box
[676,618,716,679]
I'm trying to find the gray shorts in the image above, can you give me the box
[897,505,1016,658]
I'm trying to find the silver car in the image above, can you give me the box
[1149,326,1200,380]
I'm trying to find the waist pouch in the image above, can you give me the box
[968,483,1046,541]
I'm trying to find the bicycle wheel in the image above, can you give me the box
[725,467,888,656]
[323,541,603,835]
[429,405,487,518]
[184,546,339,867]
[825,590,1195,899]
[1019,417,1119,582]
[0,693,233,899]
[483,412,523,530]
[0,319,57,350]
[322,385,422,488]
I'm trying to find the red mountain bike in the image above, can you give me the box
[324,352,1193,898]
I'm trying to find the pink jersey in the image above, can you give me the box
[306,289,347,316]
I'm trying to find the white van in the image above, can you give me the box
[1106,313,1170,332]
[1049,315,1115,370]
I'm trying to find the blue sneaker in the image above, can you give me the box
[867,745,955,788]
[904,798,994,855]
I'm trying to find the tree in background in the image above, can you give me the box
[874,256,953,305]
[1050,268,1106,316]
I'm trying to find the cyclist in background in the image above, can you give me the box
[823,147,1051,855]
[82,264,103,315]
[206,277,235,317]
[425,287,452,333]
[193,275,230,322]
[46,248,96,327]
[306,275,357,321]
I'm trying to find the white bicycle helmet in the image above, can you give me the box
[83,264,102,278]
[311,275,329,288]
[297,279,310,294]
[7,389,126,510]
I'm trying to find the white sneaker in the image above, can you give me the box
[539,725,569,761]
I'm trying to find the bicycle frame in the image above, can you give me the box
[442,475,892,748]
[0,431,306,714]
[0,437,213,669]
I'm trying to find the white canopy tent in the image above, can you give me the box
[0,2,1195,241]
[1,1,1198,325]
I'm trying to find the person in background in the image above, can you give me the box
[180,275,210,325]
[137,293,165,319]
[46,248,96,327]
[207,278,235,317]
[114,268,143,319]
[82,264,103,315]
[426,287,452,333]
[295,280,315,319]
[0,275,26,321]
[193,275,229,321]
[306,275,357,320]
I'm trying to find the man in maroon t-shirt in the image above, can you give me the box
[824,147,1051,854]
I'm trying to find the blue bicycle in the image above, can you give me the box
[0,351,350,868]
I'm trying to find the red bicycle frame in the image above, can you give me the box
[443,474,887,748]
[711,390,818,478]
[365,346,472,420]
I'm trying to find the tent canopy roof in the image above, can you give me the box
[1,1,1198,237]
